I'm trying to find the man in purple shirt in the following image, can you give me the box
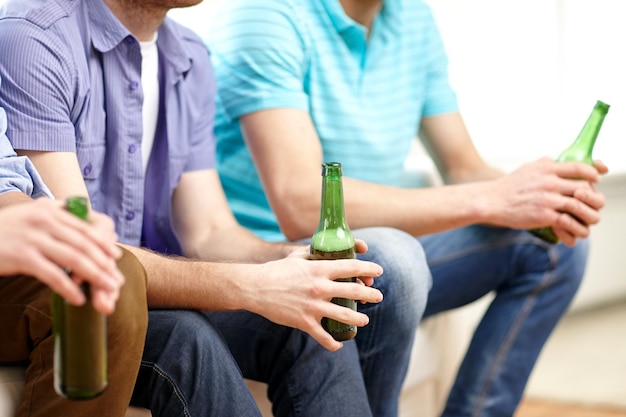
[0,1,429,416]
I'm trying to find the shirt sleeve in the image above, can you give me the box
[420,6,459,117]
[0,106,52,198]
[0,17,78,152]
[180,32,217,172]
[205,0,309,122]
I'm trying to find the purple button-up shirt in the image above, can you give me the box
[0,0,216,253]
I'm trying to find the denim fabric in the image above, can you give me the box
[205,312,372,417]
[130,227,430,417]
[132,228,431,417]
[212,227,430,417]
[419,225,587,417]
[351,227,431,417]
[131,310,262,417]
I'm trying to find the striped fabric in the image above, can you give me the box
[207,0,459,241]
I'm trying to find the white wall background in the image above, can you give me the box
[424,0,626,173]
[170,0,626,174]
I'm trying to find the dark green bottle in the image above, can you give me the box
[310,162,358,341]
[530,100,610,243]
[53,196,108,399]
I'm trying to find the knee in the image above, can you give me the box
[108,247,148,353]
[551,237,589,289]
[354,227,431,319]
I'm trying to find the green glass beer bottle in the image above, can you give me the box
[530,100,610,243]
[310,162,358,341]
[53,196,108,399]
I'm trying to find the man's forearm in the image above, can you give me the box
[183,225,300,264]
[118,242,262,311]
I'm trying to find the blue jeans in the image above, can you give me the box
[350,227,431,417]
[130,310,262,416]
[130,227,430,417]
[418,225,587,417]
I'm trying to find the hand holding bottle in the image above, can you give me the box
[547,158,609,243]
[53,196,110,400]
[0,197,123,313]
[310,162,361,341]
[530,100,610,243]
[485,157,606,246]
[249,251,383,352]
[289,237,376,288]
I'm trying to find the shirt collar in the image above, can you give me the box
[88,0,192,76]
[319,0,403,40]
[88,0,132,53]
[320,0,356,34]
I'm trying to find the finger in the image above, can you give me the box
[65,215,121,261]
[323,302,371,328]
[358,276,375,287]
[327,281,383,304]
[90,285,119,315]
[2,200,120,294]
[321,259,383,281]
[308,325,344,352]
[593,159,609,174]
[554,162,600,182]
[45,206,121,262]
[354,239,368,254]
[552,227,577,247]
[23,254,86,306]
[557,196,601,227]
[43,220,125,287]
[41,239,124,292]
[552,211,590,240]
[572,186,606,212]
[87,211,123,258]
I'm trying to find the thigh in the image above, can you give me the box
[0,275,51,363]
[1,249,149,417]
[205,311,371,417]
[204,311,300,381]
[134,309,260,417]
[419,225,551,317]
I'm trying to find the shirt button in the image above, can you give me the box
[128,144,137,153]
[125,37,134,44]
[126,211,135,221]
[83,163,92,176]
[129,81,139,90]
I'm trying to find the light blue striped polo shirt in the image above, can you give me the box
[207,0,458,241]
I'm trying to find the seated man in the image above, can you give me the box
[0,1,431,416]
[205,1,608,416]
[0,100,148,417]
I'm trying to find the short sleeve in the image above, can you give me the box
[180,32,217,172]
[205,0,309,121]
[0,17,77,152]
[419,9,458,117]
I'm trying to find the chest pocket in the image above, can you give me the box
[75,105,107,208]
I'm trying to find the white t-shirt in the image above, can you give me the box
[139,36,159,174]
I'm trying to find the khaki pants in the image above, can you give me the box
[0,248,148,417]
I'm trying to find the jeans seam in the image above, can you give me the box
[470,246,559,417]
[426,233,540,268]
[139,360,191,417]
